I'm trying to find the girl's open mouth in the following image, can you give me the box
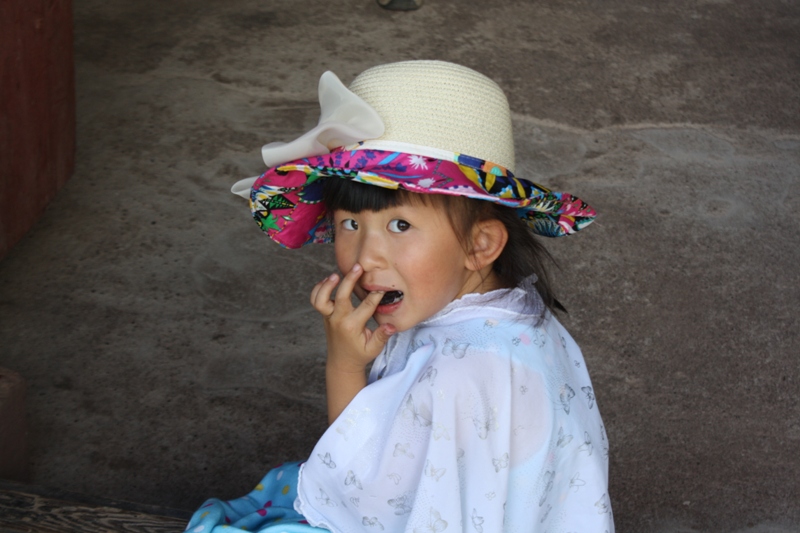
[379,290,404,306]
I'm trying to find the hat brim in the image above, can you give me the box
[249,148,596,249]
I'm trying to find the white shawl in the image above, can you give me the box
[295,283,614,532]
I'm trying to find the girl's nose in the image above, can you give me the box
[356,231,388,271]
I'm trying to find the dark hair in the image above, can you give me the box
[322,178,562,312]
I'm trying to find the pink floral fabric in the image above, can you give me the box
[249,148,596,249]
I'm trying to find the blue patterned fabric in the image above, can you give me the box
[185,462,325,533]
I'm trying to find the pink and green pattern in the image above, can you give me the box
[249,148,596,249]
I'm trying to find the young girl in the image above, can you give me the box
[186,60,613,532]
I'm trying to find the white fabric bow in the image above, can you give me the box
[231,71,385,199]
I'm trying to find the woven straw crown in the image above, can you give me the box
[348,60,516,172]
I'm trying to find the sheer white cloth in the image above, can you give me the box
[295,281,614,532]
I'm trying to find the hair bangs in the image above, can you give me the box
[322,177,434,213]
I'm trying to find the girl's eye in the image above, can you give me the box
[388,219,411,233]
[342,219,358,231]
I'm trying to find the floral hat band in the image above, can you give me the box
[233,61,596,249]
[247,147,596,248]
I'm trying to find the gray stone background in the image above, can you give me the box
[0,0,798,531]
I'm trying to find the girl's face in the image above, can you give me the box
[333,202,488,332]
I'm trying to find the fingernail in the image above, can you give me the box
[352,264,362,273]
[328,273,338,282]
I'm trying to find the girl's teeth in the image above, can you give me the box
[380,291,403,305]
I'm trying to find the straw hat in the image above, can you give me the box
[232,60,596,249]
[348,61,516,171]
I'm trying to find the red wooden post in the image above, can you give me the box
[0,0,76,259]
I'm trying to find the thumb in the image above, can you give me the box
[366,323,397,356]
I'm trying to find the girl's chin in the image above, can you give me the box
[373,309,411,332]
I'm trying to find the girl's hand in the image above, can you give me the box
[311,263,396,370]
[311,264,396,423]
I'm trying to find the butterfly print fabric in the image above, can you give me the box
[295,280,614,532]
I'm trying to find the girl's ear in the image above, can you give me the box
[466,219,508,272]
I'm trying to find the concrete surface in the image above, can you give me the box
[0,368,29,482]
[0,0,798,531]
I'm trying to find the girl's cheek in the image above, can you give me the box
[333,243,353,273]
[335,257,354,276]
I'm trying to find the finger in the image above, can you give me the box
[365,323,397,357]
[352,288,386,323]
[309,278,325,304]
[311,273,338,304]
[310,273,339,314]
[333,263,363,306]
